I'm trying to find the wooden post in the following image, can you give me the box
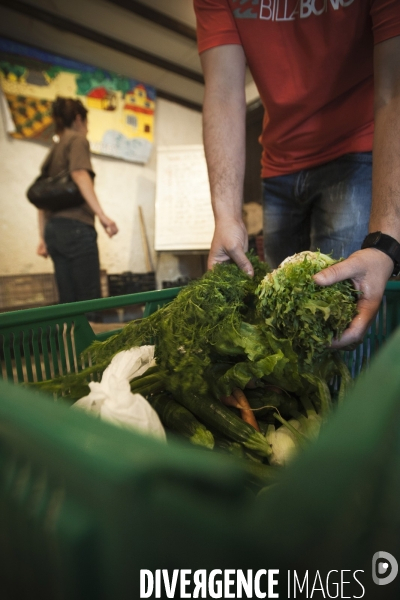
[138,206,154,272]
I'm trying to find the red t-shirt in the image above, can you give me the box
[194,0,400,177]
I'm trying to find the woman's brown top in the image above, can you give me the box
[41,129,96,227]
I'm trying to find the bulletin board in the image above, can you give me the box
[154,145,214,252]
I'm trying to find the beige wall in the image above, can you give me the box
[0,97,204,286]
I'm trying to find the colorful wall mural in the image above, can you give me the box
[0,37,156,163]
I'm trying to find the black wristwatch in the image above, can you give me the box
[361,232,400,277]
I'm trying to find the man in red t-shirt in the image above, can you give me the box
[194,0,400,348]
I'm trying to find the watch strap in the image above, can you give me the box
[361,232,400,277]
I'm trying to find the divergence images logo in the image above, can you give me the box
[372,552,399,586]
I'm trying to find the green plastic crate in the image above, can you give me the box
[1,282,400,386]
[1,284,400,599]
[0,287,181,385]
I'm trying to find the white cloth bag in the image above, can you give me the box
[73,346,166,441]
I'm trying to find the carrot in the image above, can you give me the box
[221,388,260,432]
[220,394,241,409]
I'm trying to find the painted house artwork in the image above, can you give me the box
[0,37,156,164]
[123,84,155,141]
[86,86,117,111]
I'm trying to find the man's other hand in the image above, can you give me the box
[313,248,394,348]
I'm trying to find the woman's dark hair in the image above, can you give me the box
[52,96,88,133]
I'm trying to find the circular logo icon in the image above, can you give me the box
[372,552,398,586]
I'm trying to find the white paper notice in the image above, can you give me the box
[155,145,214,251]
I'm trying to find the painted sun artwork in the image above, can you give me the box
[0,37,155,163]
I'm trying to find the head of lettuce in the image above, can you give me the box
[256,251,359,365]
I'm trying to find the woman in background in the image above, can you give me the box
[37,96,118,303]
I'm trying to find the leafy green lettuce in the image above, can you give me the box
[256,251,358,365]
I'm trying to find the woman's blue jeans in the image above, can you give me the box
[45,217,101,303]
[262,152,372,268]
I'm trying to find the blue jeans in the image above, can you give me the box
[262,152,372,268]
[45,218,101,303]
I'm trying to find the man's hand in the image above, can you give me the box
[36,239,48,258]
[313,248,394,348]
[208,217,254,276]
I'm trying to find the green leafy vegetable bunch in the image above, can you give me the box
[30,251,360,483]
[256,251,358,365]
[37,254,269,399]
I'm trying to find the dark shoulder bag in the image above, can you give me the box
[27,170,85,211]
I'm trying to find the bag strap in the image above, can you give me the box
[40,145,56,177]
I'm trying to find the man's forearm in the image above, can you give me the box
[200,44,247,222]
[370,96,400,241]
[203,86,246,221]
[369,36,400,243]
[199,44,253,274]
